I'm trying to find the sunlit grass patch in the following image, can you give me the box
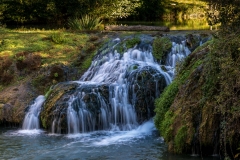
[0,29,90,66]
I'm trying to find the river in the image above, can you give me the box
[0,123,220,160]
[0,34,220,160]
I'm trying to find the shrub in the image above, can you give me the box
[51,32,65,44]
[125,37,141,49]
[152,37,172,61]
[68,15,102,31]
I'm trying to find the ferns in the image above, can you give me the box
[68,15,102,31]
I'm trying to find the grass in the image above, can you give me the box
[0,26,103,92]
[0,28,89,66]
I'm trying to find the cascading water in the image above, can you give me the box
[22,95,45,130]
[165,40,191,78]
[51,35,191,134]
[1,34,215,160]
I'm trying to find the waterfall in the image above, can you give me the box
[22,95,45,130]
[165,41,191,78]
[62,36,191,134]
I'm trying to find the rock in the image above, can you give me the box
[40,82,79,133]
[0,82,38,127]
[128,66,167,123]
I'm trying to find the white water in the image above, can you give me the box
[61,37,191,134]
[3,36,216,160]
[22,95,45,130]
[165,41,191,78]
[65,39,165,134]
[22,37,191,135]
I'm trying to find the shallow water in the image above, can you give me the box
[0,121,220,160]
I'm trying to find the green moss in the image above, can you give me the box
[174,125,187,153]
[154,80,179,129]
[41,116,47,129]
[115,37,141,54]
[44,86,53,98]
[116,45,124,54]
[159,110,175,142]
[152,37,172,61]
[81,53,95,71]
[125,37,141,49]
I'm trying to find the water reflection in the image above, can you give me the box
[115,18,212,31]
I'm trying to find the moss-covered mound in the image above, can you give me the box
[152,37,172,63]
[154,33,240,158]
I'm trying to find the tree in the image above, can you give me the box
[205,0,240,32]
[133,0,167,21]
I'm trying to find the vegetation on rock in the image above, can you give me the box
[152,37,172,62]
[0,27,107,126]
[154,32,240,158]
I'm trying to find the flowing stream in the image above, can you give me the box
[0,35,219,160]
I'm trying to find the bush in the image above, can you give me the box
[125,37,141,49]
[152,37,172,62]
[51,32,66,44]
[68,15,102,31]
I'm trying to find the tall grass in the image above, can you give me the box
[68,15,102,31]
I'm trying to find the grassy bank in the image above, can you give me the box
[0,27,106,92]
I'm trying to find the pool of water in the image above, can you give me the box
[0,120,220,160]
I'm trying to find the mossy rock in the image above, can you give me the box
[152,37,172,63]
[128,66,167,123]
[116,37,141,54]
[40,82,79,132]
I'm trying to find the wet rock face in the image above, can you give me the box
[40,82,79,133]
[41,82,110,133]
[128,66,167,123]
[40,34,176,133]
[41,66,167,133]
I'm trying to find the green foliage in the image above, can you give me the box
[51,32,66,44]
[133,0,167,20]
[174,125,187,153]
[155,32,240,157]
[125,37,141,49]
[0,39,12,50]
[154,41,210,154]
[201,33,240,156]
[44,86,53,98]
[81,54,94,72]
[41,116,47,129]
[152,37,172,61]
[205,0,240,32]
[68,15,102,31]
[154,80,179,129]
[115,37,141,54]
[54,72,58,78]
[159,110,175,142]
[32,75,45,88]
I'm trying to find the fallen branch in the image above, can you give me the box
[104,25,170,32]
